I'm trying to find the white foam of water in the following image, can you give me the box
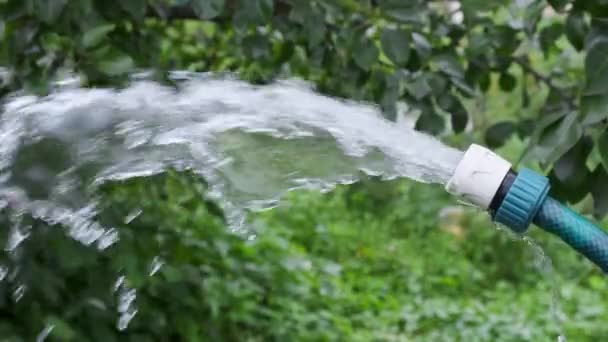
[0,73,464,330]
[0,74,462,231]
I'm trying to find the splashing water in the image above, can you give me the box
[0,74,462,231]
[0,73,464,331]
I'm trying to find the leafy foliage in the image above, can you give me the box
[1,1,608,341]
[1,172,606,341]
[2,0,608,212]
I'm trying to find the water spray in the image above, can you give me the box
[447,144,608,272]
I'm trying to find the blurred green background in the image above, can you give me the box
[2,0,608,341]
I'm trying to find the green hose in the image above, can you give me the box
[446,145,608,272]
[493,168,608,273]
[534,197,608,273]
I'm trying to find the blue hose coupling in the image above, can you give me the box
[493,168,551,233]
[447,144,608,272]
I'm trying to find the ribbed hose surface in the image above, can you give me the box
[533,197,608,273]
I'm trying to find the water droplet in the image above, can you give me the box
[35,324,54,342]
[13,284,26,302]
[149,256,164,276]
[115,276,138,331]
[118,308,138,331]
[97,228,119,250]
[5,226,30,251]
[113,276,125,292]
[124,209,142,224]
[0,265,7,281]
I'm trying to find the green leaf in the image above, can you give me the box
[415,110,444,135]
[273,41,294,65]
[242,35,270,59]
[118,0,147,21]
[405,75,431,100]
[485,122,516,148]
[534,112,583,165]
[523,0,545,35]
[412,32,431,59]
[434,53,464,79]
[82,24,116,49]
[35,0,67,24]
[437,92,457,112]
[302,9,326,46]
[450,103,468,133]
[598,129,608,171]
[517,119,535,138]
[461,0,505,23]
[233,0,273,27]
[379,0,427,25]
[584,38,608,95]
[548,137,592,203]
[521,73,530,108]
[499,73,517,91]
[479,72,491,92]
[427,73,447,95]
[581,95,608,125]
[450,77,475,98]
[437,93,468,133]
[549,168,590,204]
[491,25,520,56]
[46,317,76,340]
[380,29,410,66]
[96,51,135,76]
[552,137,592,185]
[467,32,490,58]
[547,0,571,11]
[461,0,504,12]
[353,38,378,71]
[539,22,564,54]
[380,74,401,121]
[591,166,608,218]
[566,11,588,51]
[191,0,225,20]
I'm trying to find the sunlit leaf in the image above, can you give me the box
[96,52,135,76]
[82,24,116,49]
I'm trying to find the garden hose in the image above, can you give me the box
[446,144,608,273]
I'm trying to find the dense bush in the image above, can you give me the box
[2,0,608,341]
[3,0,608,207]
[0,171,606,341]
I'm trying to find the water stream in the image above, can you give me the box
[0,73,563,339]
[0,73,462,233]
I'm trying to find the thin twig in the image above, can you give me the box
[512,57,577,109]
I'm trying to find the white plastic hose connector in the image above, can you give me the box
[445,144,512,209]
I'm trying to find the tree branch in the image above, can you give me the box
[512,57,577,108]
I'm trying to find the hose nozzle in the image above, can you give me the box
[445,144,512,210]
[447,144,608,272]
